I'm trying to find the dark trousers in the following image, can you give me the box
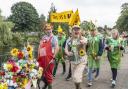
[53,60,66,76]
[111,68,117,81]
[66,60,72,78]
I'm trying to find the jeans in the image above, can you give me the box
[8,86,15,89]
[88,68,93,81]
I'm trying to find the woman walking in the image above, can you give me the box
[105,29,124,88]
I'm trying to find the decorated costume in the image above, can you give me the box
[38,23,58,89]
[53,35,66,76]
[105,29,124,88]
[65,25,87,89]
[53,26,66,77]
[87,22,104,86]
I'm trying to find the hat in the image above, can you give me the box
[72,25,80,30]
[44,23,52,30]
[57,25,63,33]
[88,21,96,31]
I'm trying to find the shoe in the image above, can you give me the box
[111,80,116,88]
[75,83,82,89]
[61,72,65,75]
[92,69,96,73]
[65,77,72,81]
[48,84,52,89]
[110,78,117,81]
[42,84,48,89]
[87,82,92,87]
[94,76,99,81]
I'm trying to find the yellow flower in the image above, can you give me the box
[27,45,33,52]
[3,83,8,89]
[10,48,18,57]
[6,63,13,71]
[29,63,35,70]
[0,82,8,89]
[28,52,33,60]
[22,78,29,88]
[38,67,43,78]
[79,49,85,56]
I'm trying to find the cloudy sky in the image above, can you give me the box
[0,0,127,27]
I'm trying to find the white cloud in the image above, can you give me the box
[0,0,127,27]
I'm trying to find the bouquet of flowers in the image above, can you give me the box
[0,44,41,89]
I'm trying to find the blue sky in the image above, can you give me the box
[0,0,127,27]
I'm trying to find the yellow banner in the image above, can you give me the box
[50,10,73,22]
[68,9,80,26]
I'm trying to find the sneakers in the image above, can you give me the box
[94,74,99,81]
[87,82,92,87]
[61,71,66,75]
[110,78,117,81]
[94,76,99,81]
[111,80,116,88]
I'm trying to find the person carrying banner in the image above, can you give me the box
[65,25,88,89]
[38,23,59,89]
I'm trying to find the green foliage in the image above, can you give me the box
[8,2,40,32]
[47,3,57,23]
[0,21,14,47]
[80,21,95,31]
[39,14,46,33]
[11,32,24,47]
[116,3,128,32]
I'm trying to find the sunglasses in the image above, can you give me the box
[73,28,80,31]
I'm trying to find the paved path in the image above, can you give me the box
[32,53,128,89]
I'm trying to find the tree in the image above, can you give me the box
[39,14,46,29]
[121,3,128,14]
[0,9,2,21]
[8,2,40,32]
[47,3,57,23]
[116,3,128,32]
[0,10,14,47]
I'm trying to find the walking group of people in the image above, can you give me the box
[37,22,127,89]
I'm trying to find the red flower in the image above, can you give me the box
[0,71,5,76]
[18,51,24,59]
[11,65,19,72]
[13,75,17,82]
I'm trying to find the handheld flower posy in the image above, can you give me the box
[0,44,41,89]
